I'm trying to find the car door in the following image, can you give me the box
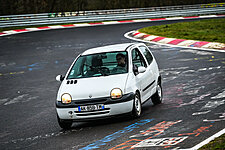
[131,47,152,103]
[138,45,157,98]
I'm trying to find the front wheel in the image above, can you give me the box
[57,115,72,130]
[132,93,142,118]
[151,82,163,105]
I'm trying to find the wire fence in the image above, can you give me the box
[0,3,224,28]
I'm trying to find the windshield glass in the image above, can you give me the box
[67,51,128,79]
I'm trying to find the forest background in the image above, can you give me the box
[0,0,224,15]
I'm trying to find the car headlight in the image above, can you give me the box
[61,93,72,104]
[111,88,123,99]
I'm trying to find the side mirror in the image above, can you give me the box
[138,66,146,73]
[56,75,64,82]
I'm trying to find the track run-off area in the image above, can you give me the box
[0,16,225,150]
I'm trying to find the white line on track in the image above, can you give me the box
[179,128,225,150]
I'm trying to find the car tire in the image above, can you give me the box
[151,81,163,105]
[57,115,72,129]
[132,93,142,118]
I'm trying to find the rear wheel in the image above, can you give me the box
[57,115,72,129]
[132,93,142,118]
[151,81,163,105]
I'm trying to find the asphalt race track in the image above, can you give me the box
[0,18,225,150]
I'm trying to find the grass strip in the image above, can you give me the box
[199,133,225,150]
[138,18,225,43]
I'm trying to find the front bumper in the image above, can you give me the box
[56,93,134,120]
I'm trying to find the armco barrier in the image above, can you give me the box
[0,3,225,28]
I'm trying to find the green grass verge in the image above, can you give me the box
[138,18,225,43]
[199,133,225,150]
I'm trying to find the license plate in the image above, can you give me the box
[78,104,104,112]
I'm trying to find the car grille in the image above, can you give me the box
[74,98,108,105]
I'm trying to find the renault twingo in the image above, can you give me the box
[56,43,162,129]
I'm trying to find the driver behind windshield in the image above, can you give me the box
[112,53,127,73]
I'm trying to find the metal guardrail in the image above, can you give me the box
[0,3,225,28]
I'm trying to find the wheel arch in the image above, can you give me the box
[157,75,162,85]
[135,89,141,101]
[135,89,141,95]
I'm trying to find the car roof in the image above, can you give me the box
[81,43,137,56]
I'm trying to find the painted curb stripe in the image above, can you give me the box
[135,33,146,38]
[73,23,90,27]
[26,28,40,31]
[3,30,18,34]
[141,34,151,39]
[199,15,217,18]
[133,19,151,22]
[102,21,120,24]
[130,31,225,50]
[48,25,64,28]
[158,38,176,44]
[177,40,197,46]
[37,26,50,29]
[61,24,75,27]
[166,17,184,20]
[201,42,225,49]
[151,37,165,42]
[14,29,28,32]
[190,41,210,47]
[133,32,141,36]
[124,31,225,52]
[144,35,159,41]
[168,39,186,45]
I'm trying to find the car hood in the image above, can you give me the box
[57,74,128,100]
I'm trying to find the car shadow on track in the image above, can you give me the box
[69,114,133,130]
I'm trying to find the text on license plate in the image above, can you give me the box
[78,104,104,112]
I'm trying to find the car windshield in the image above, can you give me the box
[67,51,128,79]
